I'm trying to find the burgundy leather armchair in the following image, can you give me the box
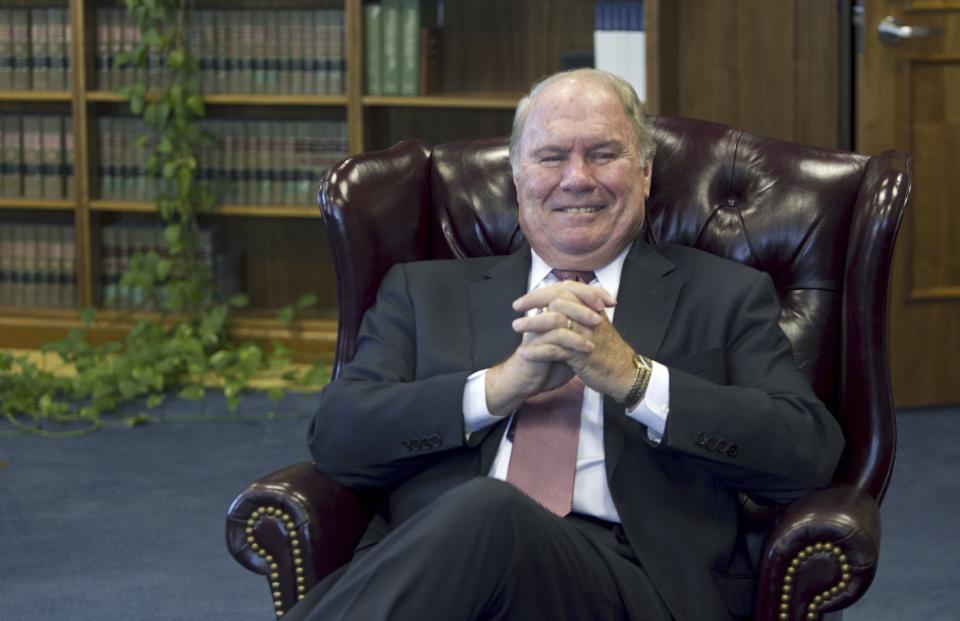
[226,116,910,620]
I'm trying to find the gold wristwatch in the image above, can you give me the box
[621,353,653,410]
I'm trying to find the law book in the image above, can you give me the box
[121,10,143,87]
[58,224,75,308]
[1,115,22,197]
[34,224,52,307]
[381,0,401,95]
[399,0,420,96]
[303,11,320,94]
[9,224,26,307]
[40,116,63,198]
[0,10,13,89]
[100,223,119,308]
[261,11,279,94]
[11,9,31,89]
[108,9,125,89]
[0,224,13,306]
[28,9,49,90]
[64,114,74,199]
[293,11,310,94]
[276,11,293,94]
[329,9,345,94]
[212,11,230,93]
[98,117,115,199]
[48,224,64,308]
[47,8,68,90]
[21,116,43,198]
[95,8,110,90]
[364,1,383,96]
[62,8,72,88]
[310,9,333,95]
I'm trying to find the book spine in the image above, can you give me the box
[0,223,12,306]
[213,11,230,94]
[329,9,345,95]
[47,8,67,90]
[365,2,383,96]
[381,0,401,95]
[12,9,30,89]
[41,115,63,198]
[1,115,22,197]
[61,225,76,308]
[0,10,13,90]
[22,116,42,198]
[399,0,420,96]
[29,8,49,91]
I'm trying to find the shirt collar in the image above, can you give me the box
[528,243,633,299]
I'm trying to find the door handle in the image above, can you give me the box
[877,15,942,45]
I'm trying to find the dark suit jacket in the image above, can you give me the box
[309,240,844,620]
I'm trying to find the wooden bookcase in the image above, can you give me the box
[0,0,642,358]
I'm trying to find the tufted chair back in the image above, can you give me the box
[320,116,910,506]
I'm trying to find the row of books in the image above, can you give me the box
[594,1,646,102]
[0,7,72,91]
[0,223,76,309]
[100,223,242,310]
[98,117,348,206]
[95,8,346,95]
[1,114,75,200]
[364,0,438,96]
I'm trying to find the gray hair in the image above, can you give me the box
[508,68,656,172]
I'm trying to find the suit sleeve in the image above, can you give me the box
[308,264,472,491]
[660,271,845,504]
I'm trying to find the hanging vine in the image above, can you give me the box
[0,0,326,437]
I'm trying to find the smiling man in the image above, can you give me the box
[289,69,844,621]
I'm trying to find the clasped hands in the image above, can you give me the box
[485,280,637,417]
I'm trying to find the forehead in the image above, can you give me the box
[521,79,632,148]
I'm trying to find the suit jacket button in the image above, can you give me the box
[705,437,718,450]
[693,432,706,446]
[401,439,411,452]
[430,434,441,447]
[717,440,728,452]
[411,439,422,451]
[726,444,739,457]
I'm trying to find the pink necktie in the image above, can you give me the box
[505,269,595,516]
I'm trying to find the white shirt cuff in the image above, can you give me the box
[463,368,502,436]
[625,360,670,443]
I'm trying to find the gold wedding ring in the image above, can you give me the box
[540,306,549,315]
[566,318,574,331]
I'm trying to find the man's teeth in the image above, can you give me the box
[560,206,601,213]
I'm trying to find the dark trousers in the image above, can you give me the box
[284,477,673,621]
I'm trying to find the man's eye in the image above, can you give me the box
[539,156,563,164]
[591,152,616,162]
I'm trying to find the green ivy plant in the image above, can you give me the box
[0,0,327,437]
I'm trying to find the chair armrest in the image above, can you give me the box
[226,462,377,617]
[754,484,880,621]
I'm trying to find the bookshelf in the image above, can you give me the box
[0,0,643,358]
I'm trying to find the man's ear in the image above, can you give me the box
[643,159,653,200]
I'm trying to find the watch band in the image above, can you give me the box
[622,353,652,410]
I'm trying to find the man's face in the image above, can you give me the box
[513,79,652,270]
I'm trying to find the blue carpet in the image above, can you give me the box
[1,399,957,620]
[0,391,317,621]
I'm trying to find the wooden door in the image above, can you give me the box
[859,0,960,406]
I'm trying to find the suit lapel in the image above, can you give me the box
[466,248,530,460]
[605,241,683,478]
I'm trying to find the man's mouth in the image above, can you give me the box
[555,205,604,214]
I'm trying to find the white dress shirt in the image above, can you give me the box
[461,244,671,522]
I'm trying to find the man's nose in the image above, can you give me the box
[560,156,596,192]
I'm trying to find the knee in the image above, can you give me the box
[433,477,531,533]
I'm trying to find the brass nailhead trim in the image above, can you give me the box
[778,542,850,620]
[246,508,305,617]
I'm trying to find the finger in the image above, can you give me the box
[549,297,604,326]
[520,327,596,355]
[513,281,616,314]
[512,310,598,336]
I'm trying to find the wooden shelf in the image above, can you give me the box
[0,198,76,211]
[90,200,322,218]
[0,90,72,102]
[0,309,337,358]
[362,93,523,110]
[86,91,347,107]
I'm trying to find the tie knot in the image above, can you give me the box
[551,269,596,284]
